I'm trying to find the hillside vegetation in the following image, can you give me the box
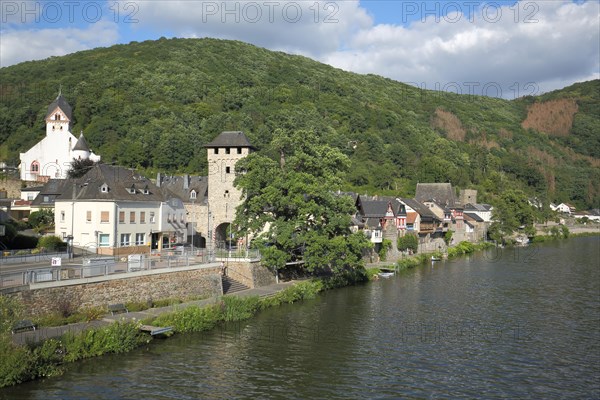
[0,38,598,208]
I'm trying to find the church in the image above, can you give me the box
[19,93,100,182]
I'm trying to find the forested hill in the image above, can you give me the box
[0,38,598,208]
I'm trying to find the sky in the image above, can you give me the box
[0,0,598,99]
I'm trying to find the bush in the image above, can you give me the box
[378,239,392,261]
[10,235,38,250]
[37,236,65,251]
[0,295,22,334]
[0,336,34,387]
[221,296,261,322]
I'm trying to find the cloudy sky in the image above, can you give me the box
[1,0,598,98]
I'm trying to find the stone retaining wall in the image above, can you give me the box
[4,265,223,317]
[224,260,276,288]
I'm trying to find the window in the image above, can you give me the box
[43,196,50,203]
[225,147,230,154]
[60,211,65,222]
[27,194,34,201]
[119,211,125,223]
[101,211,109,223]
[54,113,60,120]
[180,214,184,223]
[214,148,219,154]
[237,147,242,154]
[190,190,197,200]
[30,161,39,173]
[150,212,155,223]
[167,213,171,222]
[86,211,92,222]
[135,233,145,245]
[120,233,131,246]
[224,190,229,198]
[140,211,146,223]
[130,211,135,223]
[226,166,231,174]
[99,234,110,247]
[100,184,109,193]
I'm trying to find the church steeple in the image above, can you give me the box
[45,90,72,136]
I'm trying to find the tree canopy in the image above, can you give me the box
[234,130,371,274]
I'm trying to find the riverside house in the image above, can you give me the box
[54,164,187,255]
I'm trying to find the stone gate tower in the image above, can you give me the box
[204,131,255,249]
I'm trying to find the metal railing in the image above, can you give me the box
[0,253,213,289]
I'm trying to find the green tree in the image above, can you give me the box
[28,209,54,230]
[234,129,371,274]
[490,189,536,241]
[397,234,418,253]
[67,158,96,179]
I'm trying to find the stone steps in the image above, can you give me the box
[222,276,250,294]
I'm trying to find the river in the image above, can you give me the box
[2,237,599,399]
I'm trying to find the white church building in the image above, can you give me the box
[19,93,100,182]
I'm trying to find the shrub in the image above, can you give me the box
[152,304,224,333]
[37,236,65,251]
[0,335,34,387]
[11,235,38,250]
[0,295,22,334]
[221,296,261,322]
[378,239,392,261]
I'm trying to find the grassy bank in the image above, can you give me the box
[0,277,349,388]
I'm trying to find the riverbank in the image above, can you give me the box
[0,271,369,388]
[0,280,305,387]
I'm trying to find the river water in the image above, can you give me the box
[2,237,599,399]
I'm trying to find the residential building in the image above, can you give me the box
[54,164,186,255]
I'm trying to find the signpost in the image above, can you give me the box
[51,257,62,267]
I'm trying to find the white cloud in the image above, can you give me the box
[0,21,118,67]
[323,1,600,98]
[129,0,372,55]
[0,1,597,98]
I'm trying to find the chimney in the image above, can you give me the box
[183,174,189,190]
[156,172,161,188]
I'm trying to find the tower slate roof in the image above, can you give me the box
[204,131,255,149]
[415,183,456,207]
[72,133,90,152]
[45,94,72,120]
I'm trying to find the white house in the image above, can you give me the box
[54,164,186,255]
[552,203,576,214]
[19,93,100,182]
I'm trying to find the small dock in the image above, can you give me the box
[140,325,173,336]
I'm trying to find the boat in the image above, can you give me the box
[378,272,394,278]
[431,256,441,261]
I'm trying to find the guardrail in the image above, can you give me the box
[0,253,213,290]
[0,250,69,265]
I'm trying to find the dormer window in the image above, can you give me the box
[143,185,150,195]
[100,183,109,193]
[128,185,136,194]
[190,190,197,200]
